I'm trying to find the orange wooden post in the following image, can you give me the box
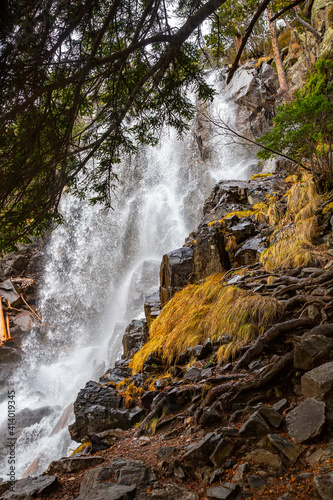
[0,297,8,342]
[6,315,11,340]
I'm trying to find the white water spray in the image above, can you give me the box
[0,71,258,478]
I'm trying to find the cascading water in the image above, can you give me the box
[0,70,259,478]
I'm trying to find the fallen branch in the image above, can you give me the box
[20,294,47,326]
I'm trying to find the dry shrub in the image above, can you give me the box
[130,274,282,373]
[118,382,144,409]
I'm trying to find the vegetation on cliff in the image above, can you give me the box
[131,274,282,372]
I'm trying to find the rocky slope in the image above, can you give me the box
[2,172,333,500]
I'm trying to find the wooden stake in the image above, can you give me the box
[6,315,11,340]
[0,297,8,342]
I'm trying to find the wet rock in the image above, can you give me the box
[301,361,333,408]
[0,280,21,308]
[313,472,333,500]
[206,482,240,499]
[183,432,221,464]
[144,292,161,328]
[184,366,201,381]
[46,456,105,474]
[11,311,34,332]
[209,438,235,468]
[229,220,256,243]
[159,247,193,307]
[199,401,223,427]
[191,225,230,281]
[99,367,129,385]
[122,319,148,358]
[239,411,270,437]
[141,390,159,409]
[0,346,22,364]
[150,482,198,499]
[286,398,325,443]
[268,434,300,463]
[247,449,282,470]
[234,236,266,266]
[1,475,59,499]
[76,483,136,500]
[69,381,143,441]
[110,457,156,486]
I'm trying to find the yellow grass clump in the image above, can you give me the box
[130,274,283,373]
[260,177,324,270]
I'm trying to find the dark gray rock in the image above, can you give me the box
[247,449,282,470]
[294,335,333,370]
[110,457,155,486]
[46,456,105,474]
[99,367,129,384]
[122,319,148,358]
[0,280,21,308]
[69,381,143,442]
[268,434,300,463]
[301,361,333,408]
[257,405,283,429]
[0,346,22,364]
[247,475,266,488]
[234,236,266,266]
[1,475,59,499]
[209,438,235,468]
[191,225,230,282]
[183,432,221,464]
[76,483,136,500]
[286,398,325,443]
[206,482,240,499]
[313,472,333,500]
[79,467,114,495]
[184,366,201,381]
[239,411,270,437]
[144,292,161,328]
[232,462,249,485]
[273,399,287,412]
[150,482,198,499]
[11,311,34,332]
[159,247,193,307]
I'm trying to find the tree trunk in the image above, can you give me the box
[267,6,289,98]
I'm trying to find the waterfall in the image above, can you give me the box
[0,71,258,479]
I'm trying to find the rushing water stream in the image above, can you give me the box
[0,71,258,478]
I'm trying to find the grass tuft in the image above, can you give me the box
[130,274,282,373]
[260,177,324,270]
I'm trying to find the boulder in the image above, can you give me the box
[46,456,105,474]
[234,236,265,266]
[76,483,136,500]
[184,366,201,381]
[122,319,148,358]
[11,311,34,332]
[313,472,333,500]
[144,292,161,328]
[209,438,235,468]
[286,398,325,443]
[268,434,300,463]
[247,449,282,470]
[150,482,198,499]
[79,466,114,495]
[110,457,156,486]
[0,280,21,308]
[191,225,230,281]
[206,482,240,499]
[301,361,333,408]
[1,475,59,499]
[99,367,129,385]
[239,411,270,437]
[159,247,193,307]
[69,381,143,442]
[183,432,221,464]
[294,335,333,370]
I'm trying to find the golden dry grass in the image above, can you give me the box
[260,177,324,270]
[130,274,283,373]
